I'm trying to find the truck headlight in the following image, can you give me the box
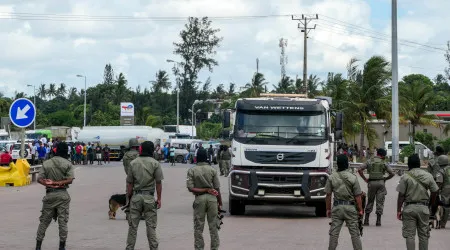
[310,176,327,190]
[231,173,249,189]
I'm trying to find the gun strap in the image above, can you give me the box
[406,171,428,193]
[337,172,353,197]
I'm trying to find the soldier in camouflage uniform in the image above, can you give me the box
[187,148,222,250]
[325,154,363,250]
[397,154,439,250]
[126,141,163,250]
[427,146,445,180]
[358,148,395,226]
[435,155,450,228]
[123,138,140,218]
[220,145,231,177]
[35,142,75,250]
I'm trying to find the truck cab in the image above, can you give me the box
[223,94,343,216]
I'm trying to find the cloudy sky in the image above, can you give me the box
[0,0,448,98]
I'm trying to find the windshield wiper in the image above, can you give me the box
[244,133,281,143]
[286,133,321,143]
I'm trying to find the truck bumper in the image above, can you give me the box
[228,169,329,202]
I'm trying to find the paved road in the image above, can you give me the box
[0,162,448,249]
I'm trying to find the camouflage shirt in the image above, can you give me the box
[38,156,75,189]
[325,169,362,202]
[186,162,220,190]
[397,168,439,203]
[123,149,139,175]
[126,156,164,192]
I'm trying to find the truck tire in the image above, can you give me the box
[229,197,245,215]
[315,203,327,217]
[176,155,184,163]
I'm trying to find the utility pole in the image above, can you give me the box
[256,58,259,74]
[391,0,399,163]
[292,14,318,96]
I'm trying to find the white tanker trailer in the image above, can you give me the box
[76,126,167,160]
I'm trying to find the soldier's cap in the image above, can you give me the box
[435,146,444,154]
[196,148,208,163]
[128,138,139,148]
[407,154,420,169]
[140,141,154,157]
[437,155,449,166]
[336,154,349,170]
[377,148,387,157]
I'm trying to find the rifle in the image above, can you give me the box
[217,209,226,230]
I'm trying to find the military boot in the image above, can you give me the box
[35,240,42,250]
[363,214,370,225]
[59,241,66,250]
[376,214,381,226]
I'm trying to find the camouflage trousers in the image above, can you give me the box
[219,160,230,176]
[36,190,71,242]
[402,204,430,250]
[328,205,362,250]
[126,194,158,250]
[193,193,220,250]
[365,180,387,215]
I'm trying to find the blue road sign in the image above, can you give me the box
[9,98,36,128]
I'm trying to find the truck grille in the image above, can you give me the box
[244,151,316,165]
[257,175,302,183]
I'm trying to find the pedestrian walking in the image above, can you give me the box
[357,148,395,226]
[123,138,140,219]
[169,145,176,166]
[35,142,75,250]
[103,144,111,164]
[435,154,450,228]
[220,145,231,177]
[82,143,87,165]
[397,154,439,250]
[325,154,363,250]
[186,148,222,250]
[125,141,163,250]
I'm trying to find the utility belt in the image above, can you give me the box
[133,190,154,196]
[333,200,355,206]
[368,178,384,181]
[46,188,67,193]
[405,201,429,207]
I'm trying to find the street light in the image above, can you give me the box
[76,74,87,127]
[188,108,201,126]
[26,84,36,130]
[191,100,204,138]
[166,59,180,134]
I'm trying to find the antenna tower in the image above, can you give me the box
[279,38,288,80]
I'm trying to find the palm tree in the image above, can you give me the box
[307,74,323,98]
[151,70,171,93]
[321,73,348,111]
[14,91,26,99]
[399,79,438,139]
[68,87,78,100]
[228,82,235,97]
[47,83,57,99]
[344,56,391,149]
[38,84,47,100]
[57,83,67,97]
[444,123,450,136]
[273,76,294,93]
[244,72,267,97]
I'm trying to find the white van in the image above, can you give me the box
[385,141,432,158]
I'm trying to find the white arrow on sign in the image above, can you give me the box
[16,104,31,120]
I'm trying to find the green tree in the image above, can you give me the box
[56,83,67,97]
[244,72,267,97]
[151,70,171,93]
[172,16,223,120]
[307,74,323,98]
[145,115,163,128]
[103,63,115,85]
[48,83,57,99]
[344,56,391,148]
[38,84,47,100]
[197,122,222,140]
[273,76,294,93]
[414,131,436,150]
[399,77,437,139]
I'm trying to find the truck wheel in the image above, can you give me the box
[176,155,184,163]
[229,197,245,215]
[315,203,327,217]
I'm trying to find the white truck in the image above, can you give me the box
[223,93,343,217]
[76,126,167,160]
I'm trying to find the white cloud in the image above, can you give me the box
[0,0,448,98]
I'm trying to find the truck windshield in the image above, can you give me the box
[234,111,327,144]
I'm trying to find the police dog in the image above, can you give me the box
[108,194,127,219]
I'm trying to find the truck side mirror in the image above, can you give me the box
[223,111,231,128]
[335,112,343,140]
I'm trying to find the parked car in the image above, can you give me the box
[11,143,32,162]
